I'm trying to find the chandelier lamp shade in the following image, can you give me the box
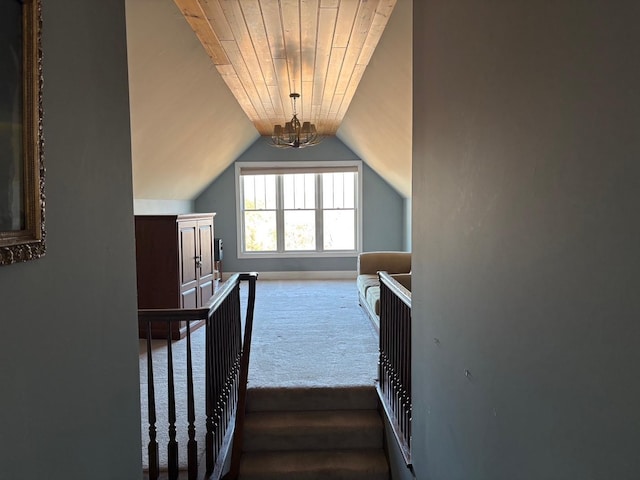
[271,93,321,148]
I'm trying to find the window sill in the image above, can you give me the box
[237,250,359,259]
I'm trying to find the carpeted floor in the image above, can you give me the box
[247,279,379,388]
[139,279,379,470]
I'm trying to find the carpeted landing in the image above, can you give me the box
[247,279,379,388]
[139,279,385,477]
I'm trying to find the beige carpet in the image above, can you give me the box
[139,279,379,471]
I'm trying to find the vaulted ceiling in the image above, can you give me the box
[125,0,412,199]
[172,0,397,136]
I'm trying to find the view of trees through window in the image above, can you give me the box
[240,168,358,254]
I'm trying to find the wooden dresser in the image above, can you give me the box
[135,213,218,339]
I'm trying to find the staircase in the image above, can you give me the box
[236,386,390,480]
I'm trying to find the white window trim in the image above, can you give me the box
[235,161,363,259]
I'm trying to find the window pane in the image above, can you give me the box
[283,175,294,209]
[333,174,344,208]
[244,211,277,251]
[294,175,305,208]
[323,173,333,208]
[255,176,266,208]
[323,172,355,209]
[323,209,355,250]
[244,175,276,210]
[243,176,255,209]
[265,175,277,209]
[305,174,315,207]
[284,210,315,250]
[284,173,315,209]
[343,172,355,208]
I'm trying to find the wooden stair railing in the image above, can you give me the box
[377,271,412,467]
[138,272,258,480]
[220,272,256,480]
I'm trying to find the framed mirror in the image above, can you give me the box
[0,0,45,266]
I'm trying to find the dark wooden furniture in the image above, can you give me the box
[135,213,218,339]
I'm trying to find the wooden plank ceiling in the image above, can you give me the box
[173,0,397,136]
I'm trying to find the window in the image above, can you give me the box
[236,161,362,257]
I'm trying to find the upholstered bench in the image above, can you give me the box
[357,251,411,330]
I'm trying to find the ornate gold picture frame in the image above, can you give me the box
[0,0,45,266]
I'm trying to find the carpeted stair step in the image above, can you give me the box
[242,409,383,452]
[238,449,389,480]
[246,386,378,412]
[238,386,389,480]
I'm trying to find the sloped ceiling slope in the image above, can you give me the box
[338,0,412,198]
[126,0,259,200]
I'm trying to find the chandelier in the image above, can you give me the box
[271,93,321,148]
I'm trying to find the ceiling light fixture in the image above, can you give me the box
[271,93,321,148]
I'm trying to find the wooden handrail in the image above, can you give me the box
[137,272,241,324]
[379,271,411,308]
[377,271,412,467]
[139,272,258,480]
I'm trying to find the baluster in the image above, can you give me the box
[400,303,405,389]
[384,301,390,398]
[220,304,231,448]
[166,321,179,480]
[403,408,410,445]
[378,337,383,394]
[407,402,413,450]
[213,307,225,467]
[380,280,386,393]
[226,296,236,424]
[402,303,409,438]
[392,293,400,420]
[408,326,412,450]
[378,279,388,395]
[231,286,241,420]
[405,304,412,448]
[186,320,198,480]
[146,320,159,480]
[391,292,396,413]
[205,311,215,475]
[232,289,242,409]
[224,273,257,480]
[216,306,227,454]
[221,300,232,430]
[230,296,239,423]
[212,307,225,455]
[386,306,392,402]
[399,304,405,439]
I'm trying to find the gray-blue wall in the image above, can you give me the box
[0,1,142,479]
[195,136,406,274]
[412,2,640,479]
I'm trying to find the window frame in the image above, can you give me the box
[235,161,363,259]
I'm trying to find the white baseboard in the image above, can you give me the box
[223,270,357,281]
